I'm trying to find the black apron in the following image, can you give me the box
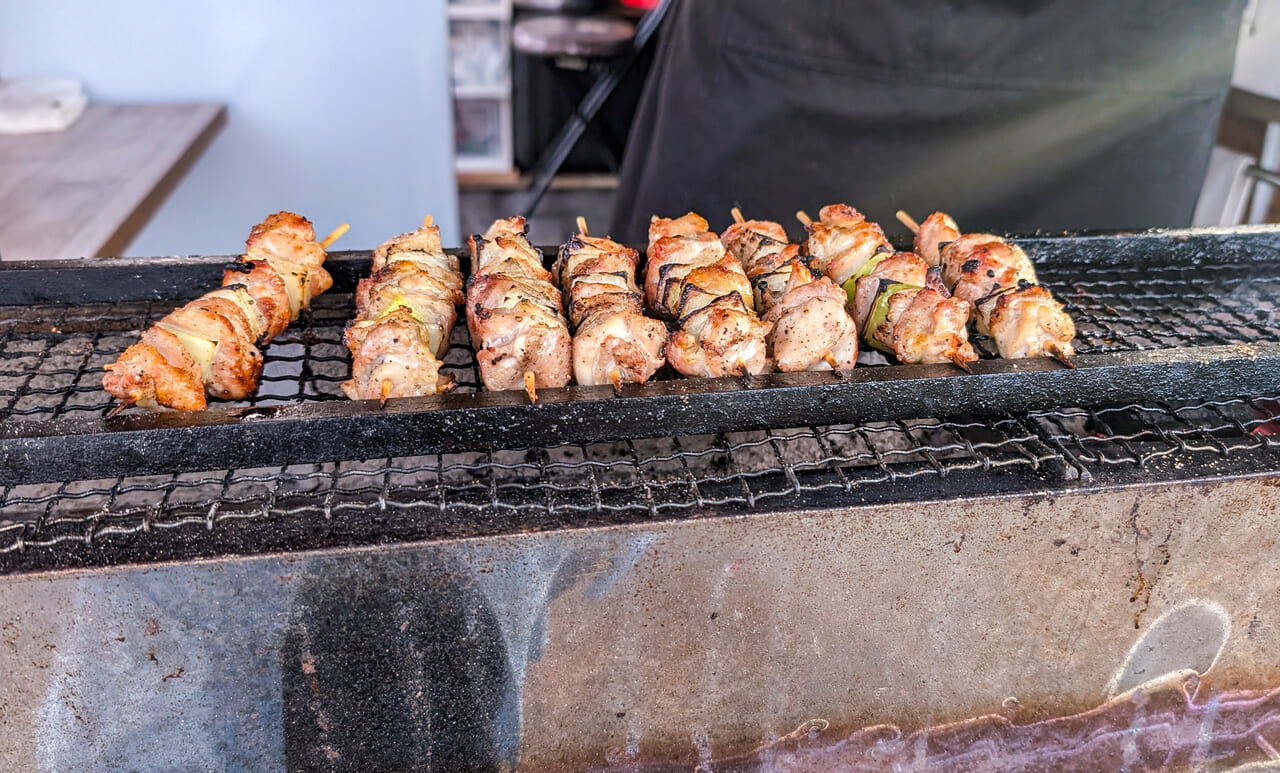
[611,0,1245,244]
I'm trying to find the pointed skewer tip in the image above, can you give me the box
[106,400,133,418]
[320,222,350,249]
[822,352,840,370]
[524,371,538,403]
[380,378,393,406]
[1049,346,1077,369]
[947,354,973,373]
[608,369,623,397]
[895,210,920,235]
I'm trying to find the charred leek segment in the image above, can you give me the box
[342,218,464,403]
[898,209,1076,366]
[863,282,919,354]
[645,212,772,378]
[722,209,858,372]
[102,212,344,412]
[840,247,894,305]
[553,219,668,392]
[466,216,573,401]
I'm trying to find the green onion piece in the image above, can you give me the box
[841,250,894,306]
[863,282,919,354]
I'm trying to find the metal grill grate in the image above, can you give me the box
[3,392,1280,569]
[5,257,1280,423]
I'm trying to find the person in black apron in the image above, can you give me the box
[611,0,1246,243]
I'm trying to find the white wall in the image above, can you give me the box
[0,1,460,255]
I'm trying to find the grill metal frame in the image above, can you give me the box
[4,225,1280,486]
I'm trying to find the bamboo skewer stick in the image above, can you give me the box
[423,214,433,229]
[524,371,538,404]
[576,216,589,236]
[895,210,920,235]
[795,210,812,228]
[730,207,745,225]
[320,223,350,249]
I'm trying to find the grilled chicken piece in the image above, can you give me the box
[913,211,961,268]
[553,232,668,387]
[861,269,978,368]
[345,310,444,401]
[104,211,334,411]
[945,240,1037,304]
[920,210,1075,362]
[646,213,771,378]
[467,217,572,392]
[763,272,859,371]
[850,251,929,331]
[343,222,463,400]
[721,219,798,310]
[802,203,892,286]
[723,217,858,372]
[977,283,1077,360]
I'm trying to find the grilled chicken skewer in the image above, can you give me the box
[898,210,1076,365]
[798,204,977,370]
[553,217,668,393]
[467,216,572,401]
[343,216,464,402]
[645,212,772,378]
[103,212,345,412]
[856,264,979,370]
[721,208,857,372]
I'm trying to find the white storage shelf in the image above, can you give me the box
[448,0,514,172]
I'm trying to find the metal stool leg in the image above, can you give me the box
[520,4,672,219]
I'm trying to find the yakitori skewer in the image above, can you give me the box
[723,207,858,372]
[466,216,572,403]
[644,212,772,378]
[103,212,347,412]
[553,217,667,395]
[342,214,464,404]
[898,210,1076,366]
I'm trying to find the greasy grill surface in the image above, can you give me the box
[3,227,1280,571]
[4,393,1280,572]
[5,257,1280,424]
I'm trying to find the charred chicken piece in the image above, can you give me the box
[103,211,336,411]
[343,222,464,401]
[466,217,573,393]
[646,213,771,378]
[553,230,668,388]
[912,211,961,268]
[802,203,892,287]
[977,282,1077,362]
[722,216,858,372]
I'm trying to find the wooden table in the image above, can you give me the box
[0,103,225,261]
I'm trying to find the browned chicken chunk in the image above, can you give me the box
[467,217,572,392]
[553,231,668,387]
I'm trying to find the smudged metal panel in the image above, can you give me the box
[1,473,1278,771]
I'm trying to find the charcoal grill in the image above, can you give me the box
[3,226,1280,771]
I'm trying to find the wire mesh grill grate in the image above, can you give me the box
[5,258,1280,423]
[5,246,1280,565]
[4,393,1280,559]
